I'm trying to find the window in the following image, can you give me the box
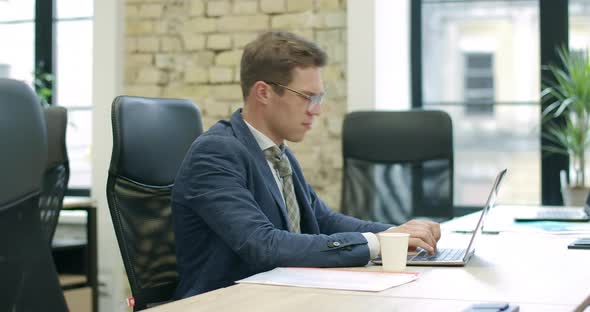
[0,0,35,83]
[463,53,494,115]
[420,0,541,206]
[0,0,93,193]
[55,0,94,190]
[569,0,590,190]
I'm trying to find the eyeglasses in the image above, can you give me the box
[265,81,325,112]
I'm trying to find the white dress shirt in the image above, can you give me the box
[243,120,380,259]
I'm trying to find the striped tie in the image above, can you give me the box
[264,146,301,233]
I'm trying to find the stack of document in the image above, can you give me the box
[237,267,419,292]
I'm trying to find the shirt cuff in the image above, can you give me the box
[361,232,381,259]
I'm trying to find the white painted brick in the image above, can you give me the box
[271,12,314,29]
[189,0,205,16]
[326,43,346,63]
[126,38,138,52]
[125,85,162,97]
[316,0,340,11]
[314,12,346,28]
[326,116,343,136]
[206,0,230,17]
[188,17,218,33]
[160,37,183,52]
[207,34,232,50]
[126,5,140,18]
[163,83,207,99]
[234,66,241,82]
[215,50,242,66]
[233,0,257,15]
[182,33,206,50]
[287,0,313,12]
[137,67,166,84]
[185,67,209,83]
[155,54,176,69]
[128,54,153,67]
[217,15,269,32]
[315,29,340,46]
[204,100,232,118]
[260,0,287,13]
[139,3,162,18]
[322,64,343,81]
[137,37,160,52]
[126,21,154,35]
[156,19,184,35]
[209,66,233,83]
[233,32,259,48]
[290,29,314,41]
[193,51,216,66]
[210,84,242,100]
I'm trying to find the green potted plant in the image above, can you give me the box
[541,46,590,205]
[33,67,53,106]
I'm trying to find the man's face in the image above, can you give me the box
[265,66,324,143]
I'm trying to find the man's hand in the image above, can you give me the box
[381,220,441,255]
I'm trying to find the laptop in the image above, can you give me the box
[373,168,507,267]
[513,195,590,222]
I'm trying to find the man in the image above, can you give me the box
[172,31,441,299]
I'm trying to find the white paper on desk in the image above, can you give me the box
[236,267,419,292]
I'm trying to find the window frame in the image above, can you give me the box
[37,0,91,196]
[411,0,570,214]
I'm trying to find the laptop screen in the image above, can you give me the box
[463,169,508,258]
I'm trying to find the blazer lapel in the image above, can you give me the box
[229,109,290,228]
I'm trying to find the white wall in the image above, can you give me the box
[92,0,126,311]
[347,0,411,112]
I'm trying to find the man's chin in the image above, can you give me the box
[286,133,306,143]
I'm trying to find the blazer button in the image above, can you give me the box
[332,241,341,247]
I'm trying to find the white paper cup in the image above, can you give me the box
[377,233,410,272]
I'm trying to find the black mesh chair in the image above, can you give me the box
[0,78,68,311]
[341,110,454,225]
[107,96,203,311]
[40,106,70,243]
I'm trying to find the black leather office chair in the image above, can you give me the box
[40,106,70,243]
[0,78,68,311]
[107,96,203,311]
[341,110,454,225]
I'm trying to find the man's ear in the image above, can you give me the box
[252,81,272,104]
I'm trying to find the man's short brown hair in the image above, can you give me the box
[240,31,327,99]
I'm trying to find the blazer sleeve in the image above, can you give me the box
[309,185,393,235]
[177,135,372,272]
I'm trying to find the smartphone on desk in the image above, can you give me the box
[463,302,519,312]
[568,237,590,250]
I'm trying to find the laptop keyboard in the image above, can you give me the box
[410,248,465,261]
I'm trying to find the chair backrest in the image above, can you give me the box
[341,110,454,225]
[40,106,70,243]
[0,78,68,311]
[107,96,203,310]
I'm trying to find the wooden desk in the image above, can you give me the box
[53,196,98,312]
[146,212,590,312]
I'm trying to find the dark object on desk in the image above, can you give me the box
[107,96,203,311]
[341,110,454,225]
[0,78,67,311]
[568,237,590,250]
[463,302,519,312]
[40,106,70,243]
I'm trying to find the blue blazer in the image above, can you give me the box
[172,109,391,298]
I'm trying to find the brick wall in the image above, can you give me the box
[124,0,347,209]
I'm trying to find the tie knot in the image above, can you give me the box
[264,146,291,177]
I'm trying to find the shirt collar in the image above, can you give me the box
[243,119,286,152]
